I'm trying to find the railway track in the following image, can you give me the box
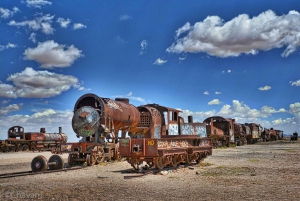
[0,166,85,179]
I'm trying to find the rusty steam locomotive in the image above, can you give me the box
[33,93,211,171]
[0,126,67,152]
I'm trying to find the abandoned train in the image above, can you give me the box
[203,116,284,148]
[61,93,212,170]
[0,126,68,152]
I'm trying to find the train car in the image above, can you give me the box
[233,122,248,146]
[269,128,279,141]
[241,123,262,144]
[119,104,212,170]
[203,116,235,148]
[0,126,67,152]
[276,130,284,140]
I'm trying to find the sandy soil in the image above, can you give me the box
[1,140,300,201]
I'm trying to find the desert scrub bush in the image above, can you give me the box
[249,158,259,163]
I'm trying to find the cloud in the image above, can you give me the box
[203,91,209,95]
[167,10,300,57]
[0,7,19,19]
[140,40,148,55]
[2,100,10,105]
[57,18,71,28]
[0,103,23,115]
[0,67,84,98]
[0,43,17,51]
[180,109,216,122]
[215,92,221,94]
[8,13,55,34]
[29,33,37,43]
[0,108,76,141]
[23,40,83,68]
[22,0,52,8]
[208,99,222,105]
[291,79,300,86]
[120,14,132,21]
[73,23,87,30]
[258,85,271,91]
[153,58,167,65]
[289,102,300,123]
[218,100,285,118]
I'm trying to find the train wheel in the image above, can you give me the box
[68,154,76,166]
[195,153,201,164]
[185,154,192,165]
[22,144,29,152]
[147,162,154,168]
[170,155,178,167]
[31,155,48,172]
[96,147,105,163]
[154,157,165,170]
[48,155,64,170]
[131,158,142,170]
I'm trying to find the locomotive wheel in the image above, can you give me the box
[86,154,96,166]
[147,162,154,168]
[96,147,105,163]
[68,154,76,166]
[131,158,142,170]
[22,144,29,152]
[154,157,165,170]
[185,154,192,165]
[169,155,178,167]
[195,153,201,164]
[31,155,48,172]
[48,155,64,170]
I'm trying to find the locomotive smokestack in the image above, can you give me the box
[59,127,62,134]
[188,116,193,123]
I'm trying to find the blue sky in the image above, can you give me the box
[0,0,299,142]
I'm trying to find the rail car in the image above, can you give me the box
[0,126,67,152]
[119,104,212,170]
[31,93,212,171]
[203,116,235,148]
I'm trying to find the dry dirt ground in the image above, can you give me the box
[1,140,300,201]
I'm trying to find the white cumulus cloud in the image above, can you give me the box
[0,7,19,19]
[23,0,52,8]
[258,85,271,91]
[153,58,167,65]
[23,40,83,68]
[73,23,87,30]
[57,18,71,28]
[291,79,300,86]
[0,67,85,98]
[208,99,222,105]
[8,13,55,34]
[167,10,300,57]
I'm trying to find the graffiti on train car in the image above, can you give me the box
[195,125,206,137]
[158,140,189,148]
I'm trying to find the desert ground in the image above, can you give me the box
[1,140,300,201]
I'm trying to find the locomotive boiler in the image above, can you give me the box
[67,93,141,165]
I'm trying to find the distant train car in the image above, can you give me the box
[241,123,262,144]
[0,126,67,152]
[203,116,235,147]
[233,122,248,146]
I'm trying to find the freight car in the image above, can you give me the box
[0,126,67,152]
[119,104,212,170]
